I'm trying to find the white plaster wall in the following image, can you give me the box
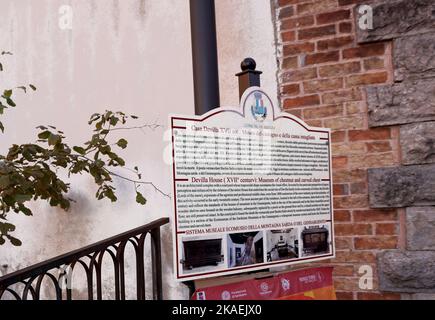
[0,0,278,299]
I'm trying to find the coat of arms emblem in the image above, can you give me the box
[251,91,267,121]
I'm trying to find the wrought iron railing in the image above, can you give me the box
[0,217,169,300]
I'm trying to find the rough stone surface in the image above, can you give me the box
[406,207,435,250]
[356,0,435,43]
[367,79,435,127]
[368,164,435,208]
[378,250,435,293]
[394,33,435,81]
[403,293,435,300]
[400,122,435,165]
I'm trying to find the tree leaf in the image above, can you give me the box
[14,194,33,203]
[0,175,9,188]
[73,146,86,155]
[136,192,146,205]
[3,89,12,98]
[0,121,4,133]
[9,236,22,246]
[38,130,50,139]
[116,138,128,149]
[6,98,16,107]
[48,133,61,146]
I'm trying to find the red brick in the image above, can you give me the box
[336,291,354,300]
[282,67,317,82]
[350,181,366,195]
[281,30,296,42]
[297,0,337,15]
[332,130,346,143]
[334,210,351,222]
[278,6,295,19]
[375,223,397,235]
[343,43,386,59]
[334,277,361,291]
[334,250,376,263]
[335,236,353,249]
[333,156,348,169]
[333,265,355,276]
[354,236,398,249]
[346,72,388,87]
[353,209,398,222]
[283,94,320,108]
[333,195,368,209]
[339,22,352,33]
[281,83,300,96]
[357,292,401,300]
[305,51,340,65]
[324,116,364,130]
[335,223,372,236]
[285,108,303,118]
[363,57,385,71]
[304,119,322,127]
[303,78,343,93]
[282,56,298,69]
[298,24,336,40]
[322,88,362,104]
[281,15,315,30]
[319,61,360,77]
[316,9,351,24]
[304,104,343,119]
[283,42,315,56]
[338,0,368,5]
[333,168,366,183]
[366,141,392,153]
[278,0,308,6]
[317,36,354,51]
[349,128,391,141]
[334,183,349,195]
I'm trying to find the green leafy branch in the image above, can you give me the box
[0,55,168,246]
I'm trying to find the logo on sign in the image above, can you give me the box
[221,290,231,300]
[281,278,290,291]
[260,282,269,292]
[251,92,267,122]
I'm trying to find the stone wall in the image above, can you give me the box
[361,0,435,298]
[273,0,435,299]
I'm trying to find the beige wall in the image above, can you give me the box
[0,0,277,299]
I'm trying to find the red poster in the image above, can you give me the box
[192,267,336,300]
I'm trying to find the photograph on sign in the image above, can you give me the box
[170,87,335,281]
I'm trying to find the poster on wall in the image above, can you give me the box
[192,267,336,300]
[170,87,334,281]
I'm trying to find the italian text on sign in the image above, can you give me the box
[170,87,335,281]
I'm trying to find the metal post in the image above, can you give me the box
[236,57,262,100]
[186,0,220,298]
[190,0,220,115]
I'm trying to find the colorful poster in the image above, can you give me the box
[192,267,336,300]
[170,87,334,281]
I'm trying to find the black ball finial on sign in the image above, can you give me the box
[240,57,257,71]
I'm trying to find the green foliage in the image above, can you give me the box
[0,54,166,246]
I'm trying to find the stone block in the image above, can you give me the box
[356,0,435,43]
[406,206,435,250]
[367,79,435,127]
[401,122,435,165]
[394,33,435,81]
[378,250,435,293]
[368,164,435,208]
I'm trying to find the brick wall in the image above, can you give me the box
[273,0,435,299]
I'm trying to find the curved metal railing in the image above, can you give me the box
[0,217,169,300]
